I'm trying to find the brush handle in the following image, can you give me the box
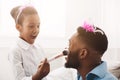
[48,50,68,62]
[48,54,63,62]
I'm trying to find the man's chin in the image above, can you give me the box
[64,62,79,69]
[64,63,70,68]
[64,62,74,68]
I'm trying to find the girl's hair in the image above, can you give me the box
[10,5,38,25]
[77,26,108,55]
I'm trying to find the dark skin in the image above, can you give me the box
[77,51,101,80]
[66,32,102,80]
[32,58,50,80]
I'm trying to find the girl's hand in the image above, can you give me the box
[32,58,50,80]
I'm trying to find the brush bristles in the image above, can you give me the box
[63,50,69,55]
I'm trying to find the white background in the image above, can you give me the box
[0,0,120,80]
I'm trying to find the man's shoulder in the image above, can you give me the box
[103,71,118,80]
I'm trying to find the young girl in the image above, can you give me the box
[8,5,50,80]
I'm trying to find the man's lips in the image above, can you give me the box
[65,57,68,61]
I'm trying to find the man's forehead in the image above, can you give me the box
[69,33,78,43]
[70,32,85,46]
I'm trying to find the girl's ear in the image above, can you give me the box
[79,49,88,59]
[16,24,22,32]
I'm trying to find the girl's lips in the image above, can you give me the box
[31,36,37,39]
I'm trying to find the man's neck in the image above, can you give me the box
[77,62,101,80]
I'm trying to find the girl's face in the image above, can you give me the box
[19,14,40,44]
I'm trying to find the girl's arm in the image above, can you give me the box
[32,58,50,80]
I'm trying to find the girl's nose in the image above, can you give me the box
[32,27,39,35]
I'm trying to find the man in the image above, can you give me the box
[46,22,118,80]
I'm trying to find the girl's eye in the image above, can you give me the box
[29,25,34,28]
[37,25,40,28]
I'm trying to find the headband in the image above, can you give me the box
[82,21,104,35]
[16,4,34,24]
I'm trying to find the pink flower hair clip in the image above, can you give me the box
[82,21,95,32]
[82,21,104,35]
[16,4,34,23]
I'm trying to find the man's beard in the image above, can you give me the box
[65,50,80,69]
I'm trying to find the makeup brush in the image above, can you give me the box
[48,50,68,62]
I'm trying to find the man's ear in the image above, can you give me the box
[79,49,88,59]
[16,24,22,32]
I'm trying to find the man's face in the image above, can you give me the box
[65,33,82,69]
[65,49,80,69]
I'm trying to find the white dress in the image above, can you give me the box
[8,38,47,80]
